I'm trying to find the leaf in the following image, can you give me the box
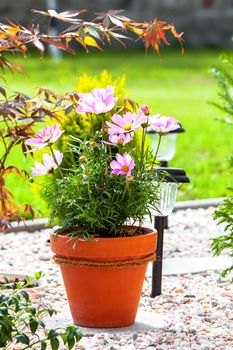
[48,308,57,317]
[29,318,39,334]
[27,306,37,316]
[42,37,75,54]
[67,336,75,350]
[19,290,30,302]
[0,86,6,98]
[95,10,130,28]
[33,39,45,55]
[73,328,82,342]
[32,9,87,23]
[16,333,30,345]
[108,31,129,47]
[3,166,21,176]
[86,25,102,40]
[34,271,44,279]
[50,337,59,350]
[23,204,35,219]
[84,36,102,50]
[41,341,47,350]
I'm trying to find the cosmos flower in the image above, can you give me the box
[149,115,180,134]
[104,133,132,146]
[77,86,118,114]
[31,150,63,176]
[25,124,64,151]
[110,153,135,180]
[106,111,147,135]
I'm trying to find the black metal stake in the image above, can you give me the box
[151,216,165,297]
[159,162,168,229]
[163,216,168,230]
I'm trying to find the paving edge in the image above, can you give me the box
[5,197,225,233]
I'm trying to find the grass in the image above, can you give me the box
[2,48,232,216]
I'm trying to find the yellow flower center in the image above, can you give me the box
[121,165,129,172]
[124,123,132,131]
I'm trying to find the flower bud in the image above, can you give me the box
[102,125,108,133]
[79,156,87,163]
[89,141,97,147]
[141,104,150,116]
[126,175,133,181]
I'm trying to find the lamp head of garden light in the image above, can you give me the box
[153,167,190,217]
[147,123,185,166]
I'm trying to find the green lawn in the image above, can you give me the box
[2,48,232,216]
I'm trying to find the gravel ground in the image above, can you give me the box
[1,207,232,350]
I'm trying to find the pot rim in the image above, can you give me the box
[50,225,157,260]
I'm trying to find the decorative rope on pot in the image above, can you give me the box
[53,252,156,269]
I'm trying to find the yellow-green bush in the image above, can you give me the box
[75,70,126,97]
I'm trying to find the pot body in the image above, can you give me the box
[50,227,157,328]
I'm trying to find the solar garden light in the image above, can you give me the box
[151,167,190,298]
[146,124,185,228]
[146,124,185,168]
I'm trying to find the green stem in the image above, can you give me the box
[101,113,105,131]
[0,141,15,171]
[122,181,128,201]
[150,134,162,171]
[49,145,63,178]
[84,161,92,201]
[140,127,147,174]
[90,113,94,136]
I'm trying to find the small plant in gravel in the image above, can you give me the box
[0,274,82,350]
[0,272,43,290]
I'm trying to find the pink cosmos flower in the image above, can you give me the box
[31,150,63,176]
[77,86,118,114]
[106,111,147,135]
[25,124,64,151]
[141,104,150,115]
[104,133,132,146]
[110,153,135,180]
[149,115,180,134]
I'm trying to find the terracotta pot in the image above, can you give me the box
[50,226,157,328]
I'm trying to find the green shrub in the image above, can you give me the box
[43,136,160,236]
[0,273,82,349]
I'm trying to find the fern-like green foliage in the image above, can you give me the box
[212,188,233,281]
[210,54,233,128]
[211,54,233,280]
[58,70,126,169]
[43,137,160,237]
